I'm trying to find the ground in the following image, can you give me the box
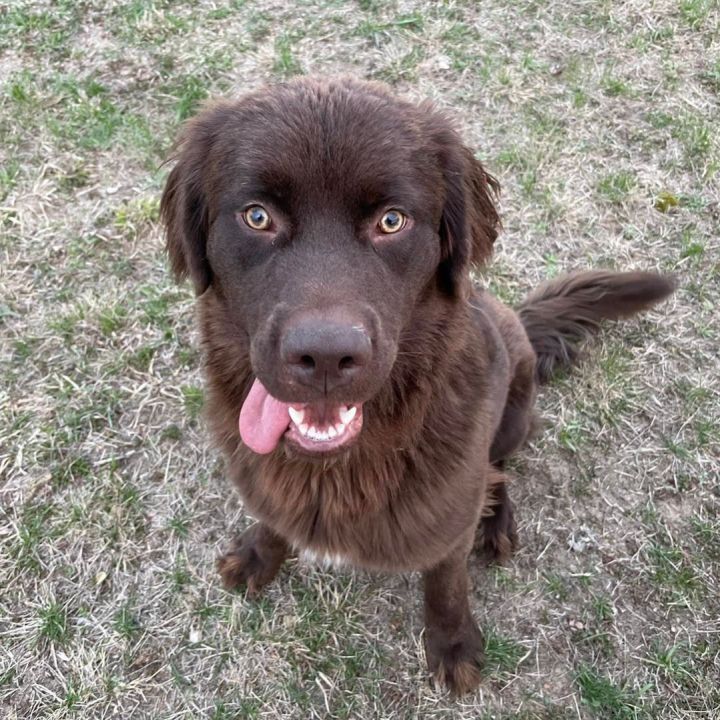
[1,1,718,718]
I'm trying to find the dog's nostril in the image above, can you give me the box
[299,355,315,370]
[339,356,355,371]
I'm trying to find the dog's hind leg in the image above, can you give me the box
[478,476,518,563]
[489,352,537,466]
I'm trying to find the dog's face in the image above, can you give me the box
[161,78,499,457]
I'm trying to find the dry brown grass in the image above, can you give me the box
[1,1,718,718]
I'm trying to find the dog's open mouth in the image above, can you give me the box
[238,378,363,455]
[285,400,363,453]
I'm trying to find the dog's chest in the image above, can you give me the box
[236,449,484,572]
[297,547,351,568]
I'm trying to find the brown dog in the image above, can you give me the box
[160,77,674,694]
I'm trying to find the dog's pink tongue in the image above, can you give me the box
[239,379,291,454]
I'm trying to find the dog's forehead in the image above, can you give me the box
[222,82,442,206]
[247,80,424,150]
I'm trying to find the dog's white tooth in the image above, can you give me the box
[335,423,346,436]
[339,406,357,425]
[327,426,337,439]
[288,407,305,427]
[308,425,318,438]
[299,423,309,436]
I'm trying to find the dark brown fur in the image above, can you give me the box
[518,270,676,383]
[160,77,674,694]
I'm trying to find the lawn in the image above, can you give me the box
[1,1,718,718]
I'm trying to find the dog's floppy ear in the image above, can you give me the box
[160,114,218,295]
[432,122,501,295]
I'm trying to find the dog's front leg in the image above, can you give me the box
[217,522,289,596]
[422,534,484,695]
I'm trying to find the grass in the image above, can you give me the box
[483,628,528,676]
[1,0,718,718]
[38,600,71,645]
[597,171,637,204]
[273,33,303,78]
[181,385,204,420]
[576,666,638,719]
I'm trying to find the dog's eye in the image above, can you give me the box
[243,205,272,231]
[378,210,406,234]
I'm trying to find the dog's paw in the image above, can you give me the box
[479,501,518,564]
[217,526,286,595]
[425,623,484,695]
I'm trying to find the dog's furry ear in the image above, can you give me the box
[432,120,501,295]
[458,146,501,267]
[160,111,222,295]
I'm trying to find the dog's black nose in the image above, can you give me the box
[280,314,372,393]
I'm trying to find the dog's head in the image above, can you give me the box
[161,77,499,456]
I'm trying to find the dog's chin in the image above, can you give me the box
[282,401,364,457]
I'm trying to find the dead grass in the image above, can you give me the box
[1,1,718,718]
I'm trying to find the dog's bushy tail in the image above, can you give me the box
[518,271,675,383]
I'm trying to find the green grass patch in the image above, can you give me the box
[139,287,175,329]
[597,171,637,204]
[51,453,93,487]
[128,344,158,372]
[49,305,86,344]
[690,514,720,560]
[557,420,591,454]
[646,541,701,603]
[169,559,192,591]
[108,0,194,44]
[601,74,632,98]
[114,196,160,236]
[441,22,486,71]
[543,572,570,601]
[211,700,261,720]
[483,628,527,675]
[55,385,127,440]
[114,601,142,640]
[0,160,20,201]
[38,600,71,645]
[167,74,210,121]
[273,34,303,78]
[645,643,697,687]
[680,0,713,28]
[46,78,125,148]
[672,114,713,163]
[575,666,638,719]
[167,512,191,538]
[0,4,80,56]
[355,13,424,45]
[98,304,128,336]
[372,47,426,84]
[11,502,58,573]
[93,478,147,545]
[244,11,271,42]
[57,163,91,192]
[680,228,705,260]
[62,679,83,711]
[181,385,204,420]
[161,423,183,441]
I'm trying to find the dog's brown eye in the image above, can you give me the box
[243,205,271,231]
[378,210,406,234]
